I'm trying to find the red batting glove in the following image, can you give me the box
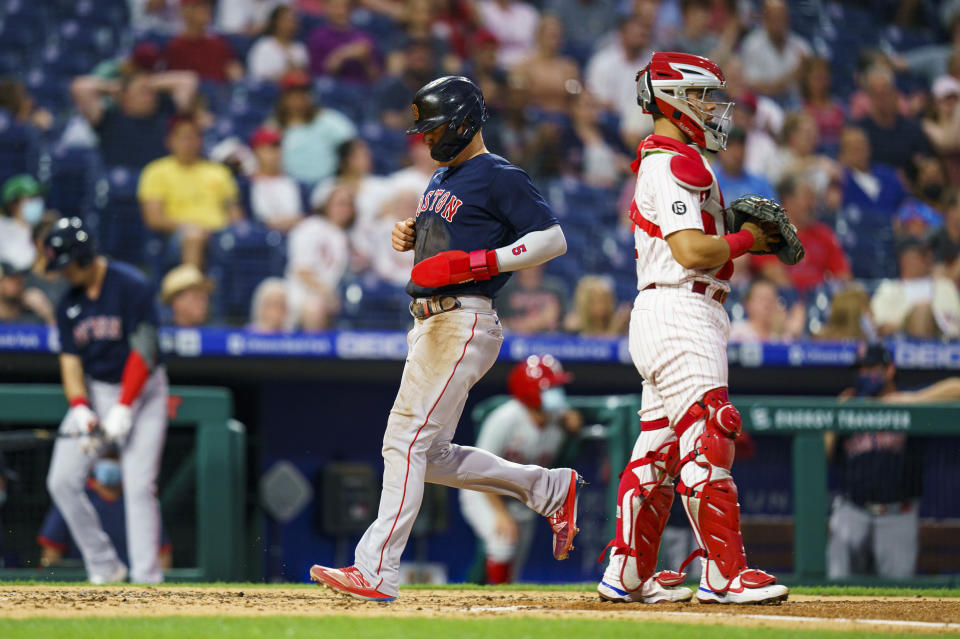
[411,249,499,288]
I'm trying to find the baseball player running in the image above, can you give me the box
[596,53,789,605]
[44,217,168,584]
[461,355,581,584]
[310,76,582,602]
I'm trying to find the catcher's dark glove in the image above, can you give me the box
[724,194,805,265]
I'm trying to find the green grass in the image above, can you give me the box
[0,617,926,639]
[1,581,959,598]
[789,585,960,598]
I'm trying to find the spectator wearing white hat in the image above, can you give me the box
[922,76,960,185]
[161,264,213,327]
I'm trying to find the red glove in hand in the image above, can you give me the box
[411,249,499,288]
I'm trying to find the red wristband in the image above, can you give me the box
[723,229,754,259]
[69,397,90,408]
[468,249,499,281]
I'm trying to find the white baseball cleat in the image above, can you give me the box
[89,563,127,585]
[598,572,693,604]
[696,569,789,605]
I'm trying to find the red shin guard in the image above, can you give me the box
[694,477,747,585]
[485,559,511,585]
[600,433,680,589]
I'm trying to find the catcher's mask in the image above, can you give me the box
[405,76,488,162]
[636,51,733,152]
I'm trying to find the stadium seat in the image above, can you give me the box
[315,77,369,125]
[298,13,327,41]
[224,34,255,64]
[231,79,280,114]
[206,224,287,322]
[197,81,232,121]
[41,42,98,78]
[805,283,834,335]
[350,9,401,50]
[90,165,154,267]
[359,123,407,175]
[0,112,41,186]
[44,147,100,220]
[337,275,413,331]
[24,68,71,118]
[68,0,129,30]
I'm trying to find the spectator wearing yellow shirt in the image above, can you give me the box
[138,116,244,268]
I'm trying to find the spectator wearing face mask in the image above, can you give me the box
[460,355,582,584]
[894,155,949,239]
[38,451,172,571]
[0,175,46,273]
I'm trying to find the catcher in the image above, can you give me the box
[596,51,801,605]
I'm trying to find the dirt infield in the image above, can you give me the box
[2,586,959,634]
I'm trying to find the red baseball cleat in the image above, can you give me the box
[548,471,584,560]
[309,565,396,602]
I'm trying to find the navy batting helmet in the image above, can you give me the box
[44,217,97,272]
[405,76,488,162]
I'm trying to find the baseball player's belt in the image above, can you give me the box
[409,295,462,320]
[642,281,728,305]
[862,500,915,516]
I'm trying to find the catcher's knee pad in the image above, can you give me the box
[676,387,741,473]
[680,477,747,592]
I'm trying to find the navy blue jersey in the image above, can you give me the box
[56,261,160,384]
[408,153,559,299]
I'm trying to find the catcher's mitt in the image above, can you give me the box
[724,194,804,265]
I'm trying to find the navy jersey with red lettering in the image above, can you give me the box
[56,261,160,384]
[408,153,558,299]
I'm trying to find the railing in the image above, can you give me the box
[3,323,960,369]
[0,385,245,582]
[473,394,960,587]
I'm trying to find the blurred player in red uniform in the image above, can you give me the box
[461,355,582,584]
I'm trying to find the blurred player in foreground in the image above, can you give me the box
[461,355,582,584]
[828,342,960,579]
[39,448,172,571]
[43,217,168,584]
[310,76,582,602]
[597,52,788,604]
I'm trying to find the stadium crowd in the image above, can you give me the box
[0,0,959,340]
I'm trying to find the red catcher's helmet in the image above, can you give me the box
[636,51,733,152]
[507,354,574,410]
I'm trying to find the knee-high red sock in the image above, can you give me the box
[485,559,512,585]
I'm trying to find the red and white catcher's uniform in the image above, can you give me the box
[598,135,787,604]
